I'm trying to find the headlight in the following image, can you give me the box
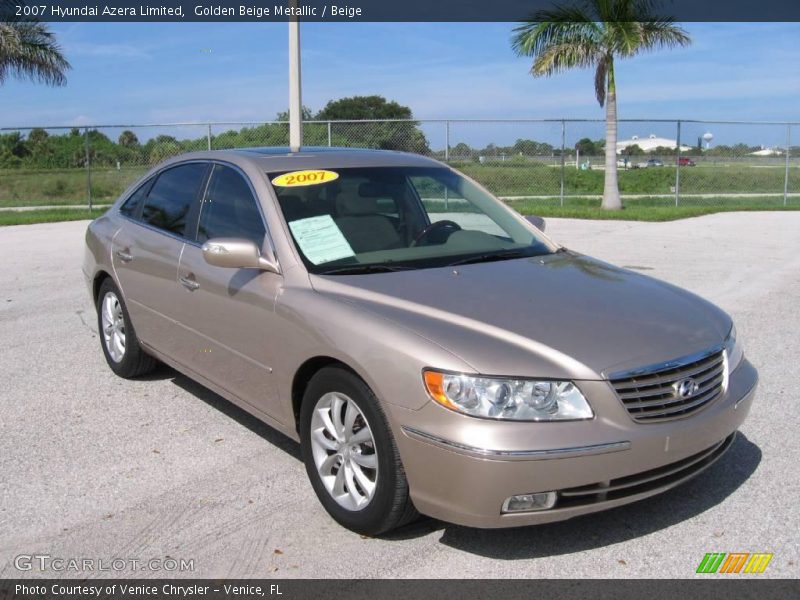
[724,324,744,373]
[423,370,593,421]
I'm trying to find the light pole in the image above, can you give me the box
[288,9,302,152]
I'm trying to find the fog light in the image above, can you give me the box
[502,491,557,513]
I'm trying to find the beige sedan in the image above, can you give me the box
[84,147,757,535]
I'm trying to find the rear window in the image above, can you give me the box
[119,180,150,218]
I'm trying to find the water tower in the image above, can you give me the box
[702,132,714,149]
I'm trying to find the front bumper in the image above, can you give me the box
[388,358,757,528]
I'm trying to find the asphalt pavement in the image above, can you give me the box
[0,212,798,578]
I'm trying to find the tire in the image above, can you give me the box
[299,367,418,536]
[96,278,157,378]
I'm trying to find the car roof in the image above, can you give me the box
[160,146,444,172]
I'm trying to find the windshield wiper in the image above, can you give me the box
[318,264,410,275]
[447,249,532,267]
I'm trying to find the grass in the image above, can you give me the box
[0,208,107,226]
[2,163,798,208]
[2,198,798,227]
[0,167,146,207]
[516,204,800,222]
[1,163,799,225]
[507,196,800,221]
[457,162,799,197]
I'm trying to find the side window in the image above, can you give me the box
[409,176,507,237]
[197,165,266,247]
[119,180,150,218]
[141,163,207,236]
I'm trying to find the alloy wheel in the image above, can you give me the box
[101,291,126,363]
[309,392,379,511]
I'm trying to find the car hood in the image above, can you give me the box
[309,252,731,380]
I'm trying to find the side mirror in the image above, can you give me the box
[526,215,546,232]
[201,238,279,274]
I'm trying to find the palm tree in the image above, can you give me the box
[1,1,71,87]
[118,130,140,148]
[512,0,689,210]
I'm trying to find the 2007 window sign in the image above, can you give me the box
[272,169,340,187]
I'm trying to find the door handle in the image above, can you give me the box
[179,275,200,291]
[115,249,133,262]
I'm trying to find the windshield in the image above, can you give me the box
[269,166,553,274]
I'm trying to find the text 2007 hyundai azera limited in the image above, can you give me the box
[84,147,757,535]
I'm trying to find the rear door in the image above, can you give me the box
[112,161,210,359]
[176,163,285,422]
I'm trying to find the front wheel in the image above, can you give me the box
[300,367,418,536]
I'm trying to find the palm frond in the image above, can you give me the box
[513,21,601,58]
[604,20,640,56]
[512,3,603,78]
[531,41,603,77]
[636,19,691,52]
[0,6,70,87]
[594,56,609,106]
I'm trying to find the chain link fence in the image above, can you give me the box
[1,119,797,211]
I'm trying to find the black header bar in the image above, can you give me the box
[3,0,800,22]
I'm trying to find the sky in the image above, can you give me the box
[3,21,799,148]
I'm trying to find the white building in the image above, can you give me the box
[616,133,693,154]
[749,147,784,156]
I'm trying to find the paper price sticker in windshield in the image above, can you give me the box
[288,215,354,265]
[271,170,339,187]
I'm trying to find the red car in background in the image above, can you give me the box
[678,157,697,166]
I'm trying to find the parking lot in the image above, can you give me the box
[1,212,798,579]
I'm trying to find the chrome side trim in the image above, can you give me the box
[605,342,725,381]
[401,426,630,461]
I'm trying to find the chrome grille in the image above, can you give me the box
[610,348,726,422]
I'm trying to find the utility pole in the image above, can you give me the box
[675,120,682,206]
[559,120,565,206]
[288,5,302,152]
[784,124,791,206]
[84,127,93,212]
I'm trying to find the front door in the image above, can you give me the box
[176,164,285,423]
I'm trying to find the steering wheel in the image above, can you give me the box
[412,220,462,246]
